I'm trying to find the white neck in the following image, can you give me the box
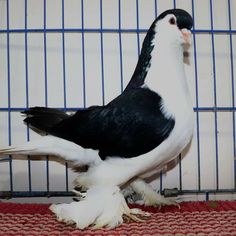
[145,36,191,118]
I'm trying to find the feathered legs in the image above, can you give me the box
[50,186,150,229]
[129,178,180,208]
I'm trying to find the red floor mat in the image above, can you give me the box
[0,201,236,235]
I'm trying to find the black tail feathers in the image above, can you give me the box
[22,107,69,133]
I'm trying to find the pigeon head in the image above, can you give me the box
[125,9,193,91]
[155,9,193,45]
[157,9,193,30]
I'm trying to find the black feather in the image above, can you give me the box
[22,107,69,119]
[24,88,175,160]
[125,19,157,91]
[23,107,69,132]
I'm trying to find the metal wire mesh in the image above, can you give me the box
[0,0,235,200]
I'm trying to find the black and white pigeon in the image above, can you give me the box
[0,9,194,229]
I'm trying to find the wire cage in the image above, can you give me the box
[0,0,235,202]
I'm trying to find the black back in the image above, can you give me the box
[47,88,175,160]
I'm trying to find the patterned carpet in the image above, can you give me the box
[0,201,236,235]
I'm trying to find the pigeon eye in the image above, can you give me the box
[169,17,176,25]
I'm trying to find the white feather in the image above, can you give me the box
[129,178,179,207]
[0,135,101,166]
[50,186,149,229]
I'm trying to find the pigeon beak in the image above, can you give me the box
[181,28,192,45]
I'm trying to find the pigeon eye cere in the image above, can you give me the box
[0,9,194,229]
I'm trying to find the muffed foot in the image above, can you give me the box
[143,193,180,209]
[50,186,150,229]
[129,179,180,209]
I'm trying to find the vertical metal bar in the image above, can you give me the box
[46,156,50,194]
[175,0,180,190]
[118,0,124,93]
[154,0,158,18]
[43,0,50,193]
[135,0,140,56]
[61,0,67,109]
[178,154,182,191]
[209,0,219,190]
[24,0,29,115]
[24,0,32,192]
[176,0,183,189]
[154,0,161,192]
[173,0,176,8]
[99,0,105,105]
[61,0,69,192]
[65,162,69,192]
[43,0,48,107]
[191,0,201,191]
[81,0,86,108]
[160,170,163,194]
[227,0,236,189]
[6,0,13,193]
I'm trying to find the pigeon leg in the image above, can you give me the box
[130,178,180,209]
[50,186,150,229]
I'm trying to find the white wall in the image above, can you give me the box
[0,0,235,202]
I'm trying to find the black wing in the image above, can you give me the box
[24,88,175,160]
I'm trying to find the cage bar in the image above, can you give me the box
[209,0,219,191]
[0,0,235,199]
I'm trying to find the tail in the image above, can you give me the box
[22,107,70,133]
[0,136,98,166]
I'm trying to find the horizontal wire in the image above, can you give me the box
[0,188,235,199]
[0,28,236,34]
[0,191,75,198]
[0,107,236,112]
